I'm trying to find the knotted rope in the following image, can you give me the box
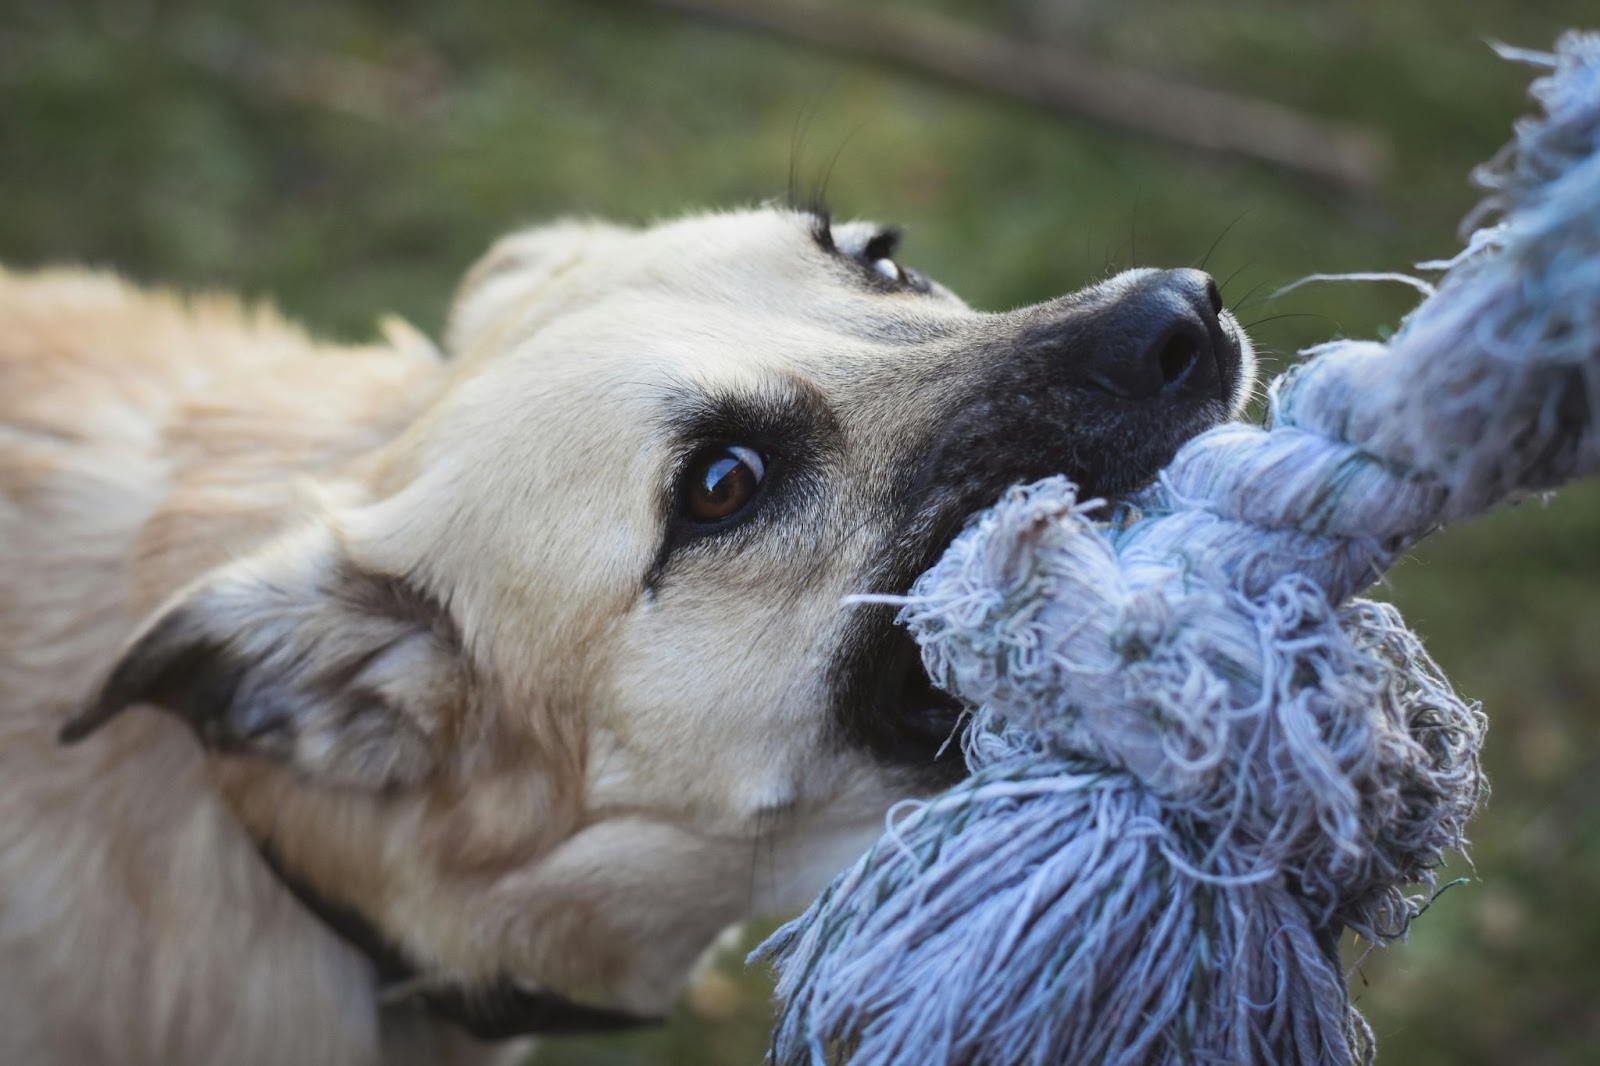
[756,32,1600,1065]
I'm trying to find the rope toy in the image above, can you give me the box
[754,32,1600,1065]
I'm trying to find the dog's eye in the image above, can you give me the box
[684,445,766,522]
[871,257,905,282]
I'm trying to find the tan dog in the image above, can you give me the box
[0,207,1254,1065]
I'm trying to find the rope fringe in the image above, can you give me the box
[756,32,1600,1066]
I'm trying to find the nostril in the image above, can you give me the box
[1157,329,1200,387]
[1204,277,1224,316]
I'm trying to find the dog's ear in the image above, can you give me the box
[445,220,631,357]
[60,525,467,792]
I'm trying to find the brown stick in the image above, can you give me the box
[648,0,1387,190]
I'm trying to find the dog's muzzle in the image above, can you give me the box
[833,267,1250,784]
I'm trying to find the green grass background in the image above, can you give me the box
[3,1,1597,1062]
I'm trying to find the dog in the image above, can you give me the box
[0,205,1254,1065]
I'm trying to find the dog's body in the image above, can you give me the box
[0,208,1252,1064]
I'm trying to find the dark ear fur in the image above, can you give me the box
[61,526,466,791]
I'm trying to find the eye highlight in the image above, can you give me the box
[684,444,767,523]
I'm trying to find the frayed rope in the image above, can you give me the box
[755,32,1600,1066]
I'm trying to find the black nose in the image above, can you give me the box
[1081,268,1228,401]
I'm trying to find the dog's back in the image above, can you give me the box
[0,271,486,1065]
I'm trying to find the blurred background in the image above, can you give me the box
[2,0,1596,1062]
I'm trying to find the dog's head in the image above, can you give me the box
[66,207,1253,1019]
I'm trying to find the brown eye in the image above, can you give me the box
[685,445,766,523]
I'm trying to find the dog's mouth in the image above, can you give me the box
[878,625,967,769]
[833,437,1221,787]
[831,271,1255,785]
[851,477,1160,780]
[833,624,966,790]
[834,352,1253,782]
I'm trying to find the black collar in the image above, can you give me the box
[257,841,661,1041]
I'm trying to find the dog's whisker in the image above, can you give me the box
[1197,210,1251,273]
[1241,312,1335,331]
[1219,261,1254,299]
[1230,277,1272,316]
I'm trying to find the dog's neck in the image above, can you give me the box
[256,840,659,1041]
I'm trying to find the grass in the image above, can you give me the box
[2,0,1596,1061]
